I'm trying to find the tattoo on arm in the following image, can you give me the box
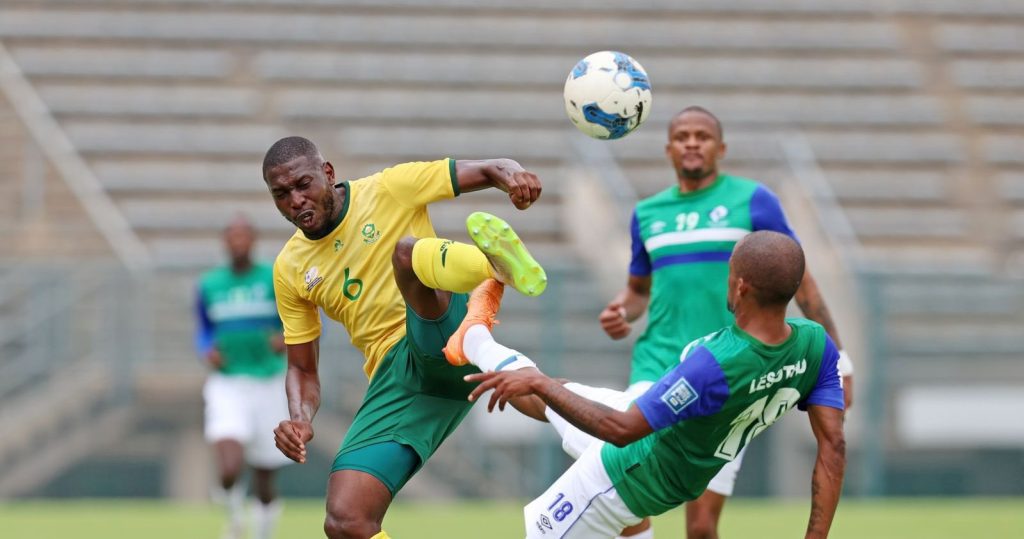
[536,379,629,444]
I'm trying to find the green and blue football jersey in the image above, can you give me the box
[603,319,844,518]
[628,174,798,384]
[196,263,286,378]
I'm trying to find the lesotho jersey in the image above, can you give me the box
[602,318,844,518]
[196,263,285,378]
[628,174,798,384]
[273,159,458,379]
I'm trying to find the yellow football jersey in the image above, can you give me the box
[273,159,458,379]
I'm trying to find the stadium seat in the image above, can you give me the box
[9,46,234,79]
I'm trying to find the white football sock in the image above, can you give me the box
[251,499,283,539]
[463,325,536,372]
[213,483,246,538]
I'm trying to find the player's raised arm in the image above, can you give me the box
[274,339,320,464]
[454,159,542,209]
[805,404,846,539]
[793,270,855,409]
[466,369,653,447]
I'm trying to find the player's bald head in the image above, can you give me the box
[262,136,323,180]
[669,106,723,140]
[730,231,804,307]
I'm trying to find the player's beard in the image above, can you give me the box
[297,188,338,240]
[680,164,714,181]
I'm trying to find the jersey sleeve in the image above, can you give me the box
[379,159,458,209]
[799,334,845,411]
[634,346,731,430]
[273,259,321,345]
[750,185,799,242]
[194,285,215,357]
[628,209,652,277]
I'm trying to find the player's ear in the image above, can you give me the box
[717,141,727,160]
[323,161,336,183]
[735,276,750,298]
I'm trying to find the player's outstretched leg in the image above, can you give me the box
[466,211,547,297]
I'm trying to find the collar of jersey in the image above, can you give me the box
[302,181,351,241]
[674,173,726,199]
[731,321,797,356]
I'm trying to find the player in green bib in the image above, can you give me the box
[460,231,846,539]
[597,106,854,538]
[196,215,290,539]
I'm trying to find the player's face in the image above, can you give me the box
[224,222,255,264]
[265,155,338,236]
[665,112,725,181]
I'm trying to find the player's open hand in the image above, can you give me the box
[599,301,631,339]
[274,419,314,464]
[465,368,546,412]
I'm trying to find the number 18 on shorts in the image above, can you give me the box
[523,444,641,538]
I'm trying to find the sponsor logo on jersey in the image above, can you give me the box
[361,223,381,244]
[661,377,698,414]
[304,266,324,292]
[749,359,807,394]
[709,205,730,225]
[650,220,667,234]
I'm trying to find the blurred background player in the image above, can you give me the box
[195,214,291,539]
[597,106,854,539]
[463,230,847,539]
[263,136,546,539]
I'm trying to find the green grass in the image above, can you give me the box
[1,498,1021,538]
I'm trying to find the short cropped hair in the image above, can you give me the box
[732,231,805,306]
[262,136,322,179]
[669,106,723,139]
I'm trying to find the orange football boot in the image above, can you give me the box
[444,278,505,366]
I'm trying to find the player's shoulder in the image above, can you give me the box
[370,159,450,181]
[720,173,773,196]
[692,327,743,359]
[274,230,309,270]
[786,317,826,333]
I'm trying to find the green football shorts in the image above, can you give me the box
[332,292,480,494]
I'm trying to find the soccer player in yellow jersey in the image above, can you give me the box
[263,136,547,539]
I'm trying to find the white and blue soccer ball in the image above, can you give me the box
[563,51,652,140]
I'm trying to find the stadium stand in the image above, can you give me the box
[1,0,1022,499]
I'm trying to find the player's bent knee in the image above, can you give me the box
[324,510,381,539]
[392,237,417,271]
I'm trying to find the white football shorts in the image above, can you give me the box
[524,442,642,538]
[203,373,292,469]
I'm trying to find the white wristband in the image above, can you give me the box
[837,349,854,376]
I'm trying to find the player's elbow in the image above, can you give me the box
[603,421,643,448]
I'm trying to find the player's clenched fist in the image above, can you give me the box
[274,419,314,464]
[599,301,631,339]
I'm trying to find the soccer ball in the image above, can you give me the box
[563,51,652,140]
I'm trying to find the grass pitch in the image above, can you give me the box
[1,498,1021,538]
